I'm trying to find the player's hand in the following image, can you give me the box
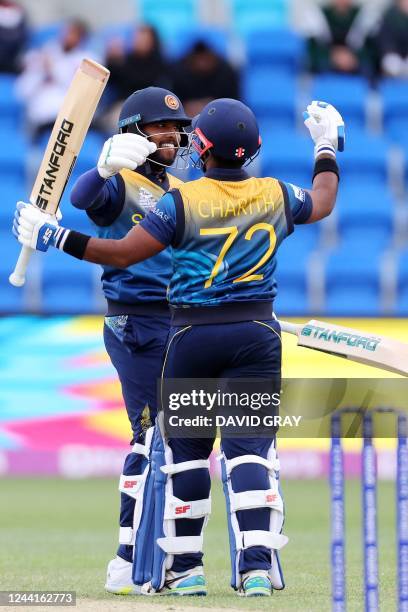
[303,101,345,159]
[97,133,157,179]
[13,201,61,252]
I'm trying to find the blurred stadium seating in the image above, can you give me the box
[1,0,407,317]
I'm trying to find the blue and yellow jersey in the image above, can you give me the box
[140,167,312,308]
[87,167,182,304]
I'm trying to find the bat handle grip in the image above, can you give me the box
[9,245,33,287]
[278,320,298,335]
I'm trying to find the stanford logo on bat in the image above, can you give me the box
[36,118,74,210]
[235,147,245,158]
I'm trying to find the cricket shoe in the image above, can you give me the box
[105,556,141,595]
[142,566,207,596]
[239,570,272,597]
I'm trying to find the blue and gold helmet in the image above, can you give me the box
[118,86,191,131]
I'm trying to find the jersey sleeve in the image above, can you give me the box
[70,168,126,227]
[139,191,177,247]
[279,181,313,225]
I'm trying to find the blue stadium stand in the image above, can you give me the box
[96,23,135,51]
[396,251,408,316]
[0,130,26,184]
[337,209,393,250]
[230,0,288,34]
[399,141,408,187]
[164,26,229,59]
[325,246,383,315]
[0,74,22,131]
[274,226,319,315]
[27,23,64,48]
[245,68,298,132]
[379,79,408,144]
[339,130,390,189]
[310,74,369,130]
[274,236,313,316]
[41,250,98,314]
[335,186,395,250]
[73,130,104,176]
[261,131,314,186]
[335,184,394,210]
[245,29,304,72]
[0,181,21,227]
[140,0,197,37]
[0,231,26,313]
[244,70,297,131]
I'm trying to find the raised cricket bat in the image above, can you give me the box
[280,319,408,376]
[9,58,110,287]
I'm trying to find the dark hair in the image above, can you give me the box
[67,18,89,39]
[137,24,162,55]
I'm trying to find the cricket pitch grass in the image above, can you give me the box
[0,477,397,611]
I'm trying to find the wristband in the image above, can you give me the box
[313,157,340,182]
[61,230,91,260]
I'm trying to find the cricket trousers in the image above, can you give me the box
[104,312,170,563]
[162,318,282,575]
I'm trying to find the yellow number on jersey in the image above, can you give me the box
[200,223,276,288]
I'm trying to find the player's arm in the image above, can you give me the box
[70,133,156,223]
[13,192,178,268]
[303,101,344,223]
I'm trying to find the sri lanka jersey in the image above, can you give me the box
[87,166,182,305]
[140,167,312,308]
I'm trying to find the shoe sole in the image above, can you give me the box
[239,587,271,597]
[163,586,207,597]
[105,585,141,596]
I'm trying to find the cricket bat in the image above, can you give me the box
[9,58,110,287]
[279,319,408,377]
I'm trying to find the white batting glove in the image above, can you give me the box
[13,201,65,252]
[303,101,345,159]
[97,133,157,179]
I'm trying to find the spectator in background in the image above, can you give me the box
[172,41,240,117]
[0,0,27,73]
[16,19,92,141]
[106,25,169,100]
[378,0,408,78]
[305,0,379,77]
[101,25,170,133]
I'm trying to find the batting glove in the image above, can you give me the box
[97,133,157,179]
[303,101,345,159]
[13,201,67,252]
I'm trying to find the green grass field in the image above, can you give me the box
[0,478,398,611]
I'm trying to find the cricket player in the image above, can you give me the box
[68,86,190,594]
[14,98,344,596]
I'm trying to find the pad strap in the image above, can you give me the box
[230,488,282,512]
[238,530,289,551]
[164,496,211,519]
[220,454,280,475]
[118,472,146,499]
[132,442,149,457]
[119,526,134,545]
[157,535,204,554]
[161,459,210,475]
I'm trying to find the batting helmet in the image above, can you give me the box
[118,87,191,131]
[191,98,261,164]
